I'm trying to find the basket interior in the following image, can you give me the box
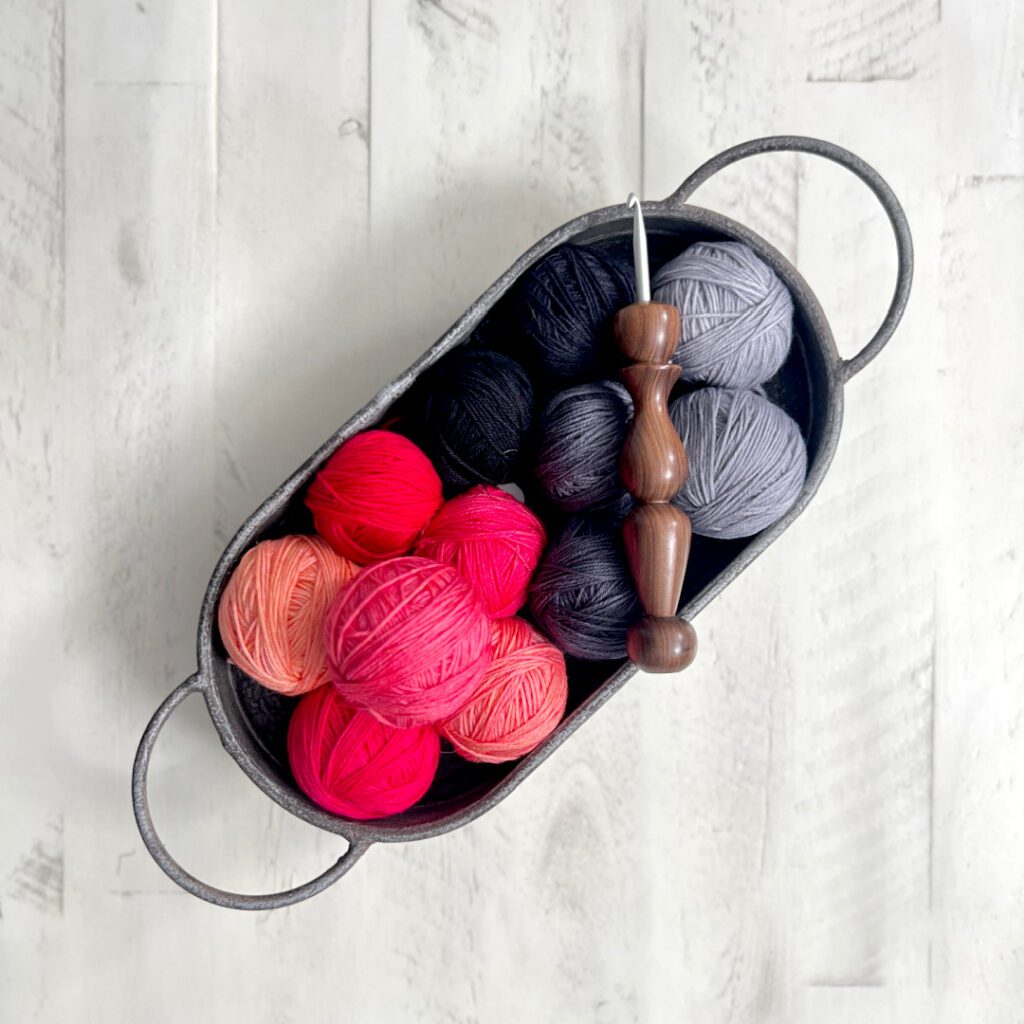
[212,217,830,837]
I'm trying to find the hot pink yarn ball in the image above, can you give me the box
[324,556,492,727]
[288,685,440,820]
[305,430,444,565]
[414,485,547,618]
[442,617,568,764]
[217,535,359,696]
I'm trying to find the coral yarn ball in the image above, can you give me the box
[217,535,359,696]
[288,685,440,820]
[324,556,492,727]
[414,485,547,618]
[305,430,443,564]
[442,617,568,764]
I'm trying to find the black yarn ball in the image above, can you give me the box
[529,517,640,662]
[534,381,634,514]
[516,244,635,382]
[412,347,534,488]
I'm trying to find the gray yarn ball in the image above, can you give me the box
[653,241,794,388]
[670,387,807,540]
[529,517,640,662]
[534,381,634,514]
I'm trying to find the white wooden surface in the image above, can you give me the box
[2,1,1022,1020]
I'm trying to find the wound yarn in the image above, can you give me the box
[442,617,568,764]
[653,241,794,388]
[305,430,443,565]
[324,556,492,727]
[414,485,546,619]
[217,535,359,696]
[669,386,807,539]
[516,244,635,381]
[534,381,634,514]
[529,517,641,661]
[411,347,534,488]
[288,685,439,820]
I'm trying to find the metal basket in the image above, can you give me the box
[133,136,913,910]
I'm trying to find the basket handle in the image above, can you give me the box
[132,674,370,910]
[665,135,914,382]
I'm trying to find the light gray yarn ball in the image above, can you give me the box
[653,241,794,388]
[669,387,807,540]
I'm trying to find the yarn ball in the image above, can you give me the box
[288,685,440,820]
[653,241,794,388]
[516,244,634,381]
[414,485,547,618]
[529,517,641,661]
[218,535,359,696]
[305,430,443,564]
[669,387,807,540]
[412,348,534,488]
[442,617,568,764]
[534,381,634,513]
[324,556,492,727]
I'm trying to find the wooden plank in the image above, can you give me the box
[0,0,67,1010]
[214,0,371,543]
[930,173,1024,1023]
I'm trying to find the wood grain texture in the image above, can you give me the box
[1,0,1023,1021]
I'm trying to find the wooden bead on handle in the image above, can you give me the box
[615,301,697,673]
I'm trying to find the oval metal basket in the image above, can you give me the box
[133,136,913,910]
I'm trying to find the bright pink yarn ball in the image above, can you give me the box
[288,685,440,820]
[442,617,568,764]
[324,556,492,727]
[414,485,547,618]
[305,430,444,565]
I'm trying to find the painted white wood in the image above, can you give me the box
[1,0,1021,1021]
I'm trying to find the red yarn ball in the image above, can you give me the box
[324,556,492,727]
[442,617,568,764]
[288,685,439,820]
[414,485,547,618]
[305,430,443,565]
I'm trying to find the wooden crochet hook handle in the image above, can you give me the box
[615,195,697,672]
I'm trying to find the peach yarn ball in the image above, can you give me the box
[442,617,568,764]
[217,535,358,696]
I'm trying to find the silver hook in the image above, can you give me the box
[627,193,650,303]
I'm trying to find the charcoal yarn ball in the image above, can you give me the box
[534,381,633,514]
[413,347,534,488]
[516,244,634,381]
[529,517,640,661]
[653,241,794,388]
[669,387,807,540]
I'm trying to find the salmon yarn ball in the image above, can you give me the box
[443,617,568,764]
[288,685,440,820]
[414,485,547,618]
[305,430,443,564]
[218,535,359,696]
[324,556,492,727]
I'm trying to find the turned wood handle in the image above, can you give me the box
[615,302,697,672]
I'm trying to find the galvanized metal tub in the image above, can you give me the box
[133,136,913,910]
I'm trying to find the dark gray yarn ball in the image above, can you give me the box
[653,241,794,388]
[669,387,807,540]
[413,347,534,488]
[529,517,640,662]
[534,381,634,514]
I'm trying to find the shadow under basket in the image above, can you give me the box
[133,136,913,910]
